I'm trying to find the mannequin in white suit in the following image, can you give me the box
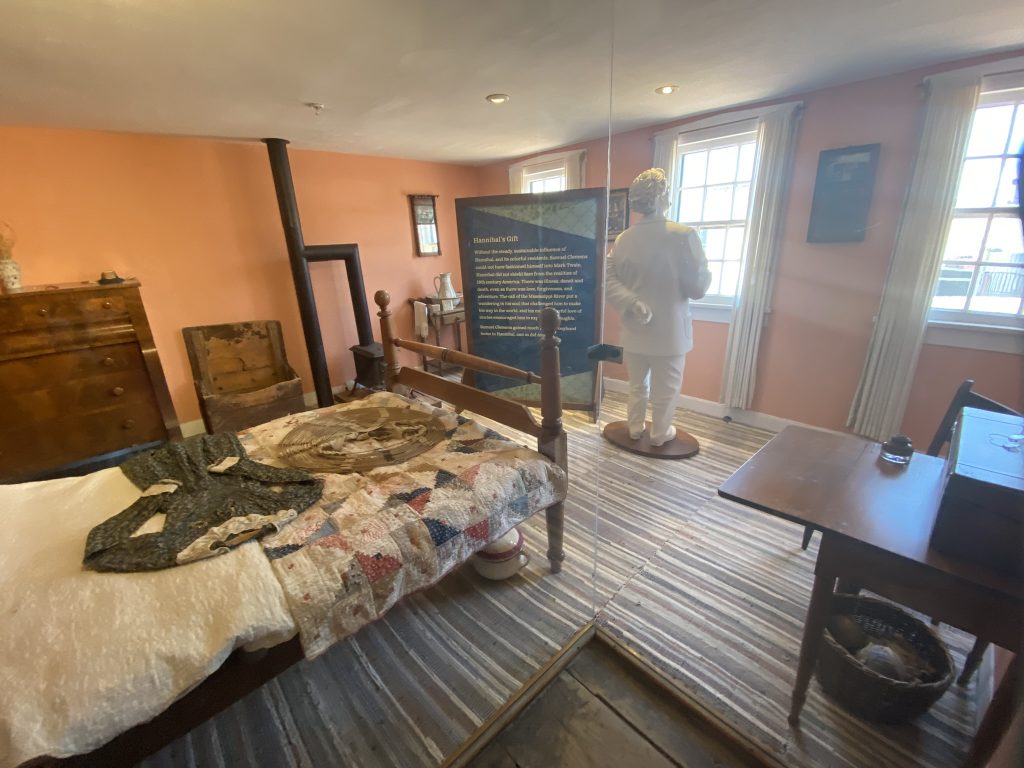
[606,169,711,446]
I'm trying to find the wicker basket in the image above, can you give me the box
[815,595,954,723]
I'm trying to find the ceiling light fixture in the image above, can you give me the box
[655,85,679,95]
[485,93,510,105]
[305,102,326,116]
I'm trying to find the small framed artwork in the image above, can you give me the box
[607,188,630,240]
[807,144,881,243]
[409,194,441,256]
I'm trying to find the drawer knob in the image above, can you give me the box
[102,301,113,309]
[38,308,49,317]
[102,357,115,367]
[122,419,136,429]
[111,386,125,397]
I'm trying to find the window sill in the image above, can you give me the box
[690,303,734,323]
[924,321,1024,355]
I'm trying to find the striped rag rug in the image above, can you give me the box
[141,397,979,768]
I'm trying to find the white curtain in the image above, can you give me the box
[720,102,802,408]
[509,165,525,194]
[847,73,981,440]
[652,128,677,212]
[565,149,586,189]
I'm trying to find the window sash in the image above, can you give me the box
[929,79,1024,328]
[673,130,758,301]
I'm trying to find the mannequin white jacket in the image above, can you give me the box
[606,216,707,356]
[606,215,709,443]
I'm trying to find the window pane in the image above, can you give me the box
[704,228,727,260]
[706,145,739,184]
[956,158,1001,208]
[995,158,1021,207]
[966,105,1014,157]
[1009,105,1024,158]
[706,261,723,296]
[720,261,741,297]
[932,264,973,310]
[724,226,745,261]
[680,151,708,188]
[737,143,756,182]
[984,216,1024,263]
[943,217,987,262]
[680,188,704,221]
[732,182,750,220]
[703,185,733,221]
[968,266,1023,314]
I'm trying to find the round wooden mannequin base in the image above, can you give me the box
[601,420,700,459]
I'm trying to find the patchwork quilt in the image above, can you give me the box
[240,392,567,658]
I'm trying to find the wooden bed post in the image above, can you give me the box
[374,290,401,390]
[538,307,566,574]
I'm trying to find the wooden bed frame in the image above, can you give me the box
[35,293,567,767]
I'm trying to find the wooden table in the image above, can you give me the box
[409,298,465,374]
[718,425,1022,768]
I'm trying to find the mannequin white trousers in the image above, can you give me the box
[623,352,686,442]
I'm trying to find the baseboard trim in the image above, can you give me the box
[602,376,843,436]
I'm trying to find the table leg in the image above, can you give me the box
[789,566,836,725]
[963,654,1020,768]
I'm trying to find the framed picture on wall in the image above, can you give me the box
[607,188,630,240]
[409,194,441,256]
[806,144,881,243]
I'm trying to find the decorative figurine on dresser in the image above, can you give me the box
[0,277,180,482]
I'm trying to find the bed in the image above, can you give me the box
[1,291,568,768]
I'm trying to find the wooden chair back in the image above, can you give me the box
[182,321,305,433]
[926,379,1021,456]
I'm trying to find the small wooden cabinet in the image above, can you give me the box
[0,280,180,482]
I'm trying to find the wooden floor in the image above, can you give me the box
[468,637,768,768]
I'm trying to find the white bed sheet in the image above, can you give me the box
[0,467,296,766]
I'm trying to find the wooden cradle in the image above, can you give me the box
[37,291,567,768]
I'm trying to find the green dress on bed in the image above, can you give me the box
[83,433,323,573]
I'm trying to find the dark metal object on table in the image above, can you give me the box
[263,138,378,402]
[718,425,1023,768]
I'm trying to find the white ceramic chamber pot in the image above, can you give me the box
[471,527,529,580]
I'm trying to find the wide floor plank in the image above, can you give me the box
[490,673,677,768]
[567,640,769,768]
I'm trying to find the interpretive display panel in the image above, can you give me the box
[456,189,606,412]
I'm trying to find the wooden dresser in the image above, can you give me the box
[0,280,180,482]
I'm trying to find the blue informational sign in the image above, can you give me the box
[456,189,606,410]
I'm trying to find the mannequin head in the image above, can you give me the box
[629,168,669,217]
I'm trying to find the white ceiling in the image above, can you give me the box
[0,0,1021,164]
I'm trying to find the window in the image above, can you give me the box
[672,125,758,303]
[509,149,586,194]
[930,82,1024,328]
[522,161,567,193]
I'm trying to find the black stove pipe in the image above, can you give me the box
[263,138,375,406]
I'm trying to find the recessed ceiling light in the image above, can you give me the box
[655,85,679,95]
[485,93,510,104]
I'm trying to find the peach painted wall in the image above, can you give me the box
[481,50,1024,441]
[0,126,481,424]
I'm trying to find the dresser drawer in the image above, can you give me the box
[7,291,129,329]
[0,400,167,479]
[3,366,157,426]
[0,343,147,393]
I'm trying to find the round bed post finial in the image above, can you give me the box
[374,290,399,389]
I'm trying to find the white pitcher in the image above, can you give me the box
[433,272,458,309]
